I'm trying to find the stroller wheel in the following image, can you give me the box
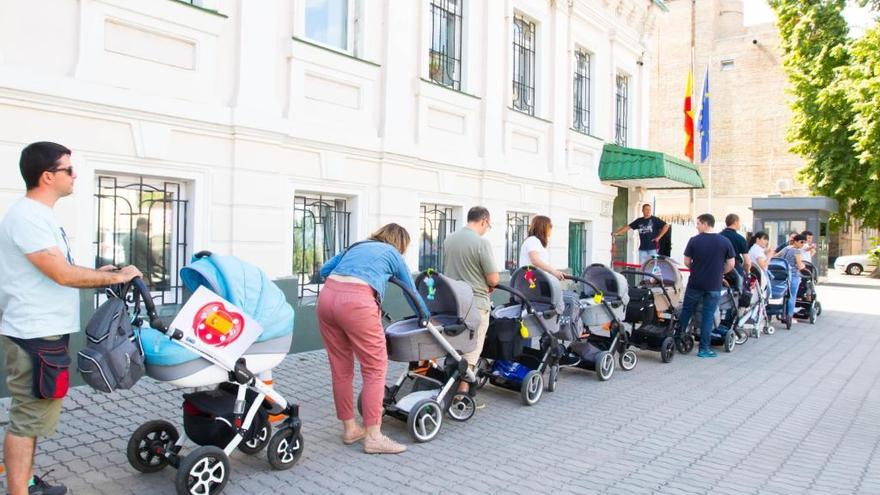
[816,301,823,316]
[447,393,476,422]
[676,334,695,355]
[809,304,817,324]
[520,370,544,406]
[175,446,229,495]
[238,412,271,455]
[127,420,179,474]
[734,326,749,346]
[660,337,675,363]
[724,330,736,353]
[475,358,492,390]
[408,399,443,442]
[267,427,304,470]
[596,351,615,381]
[785,315,792,330]
[619,350,638,371]
[546,364,560,392]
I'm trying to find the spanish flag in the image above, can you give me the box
[684,67,695,161]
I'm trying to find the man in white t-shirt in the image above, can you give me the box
[0,142,142,495]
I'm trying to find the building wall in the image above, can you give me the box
[648,0,807,228]
[0,0,664,283]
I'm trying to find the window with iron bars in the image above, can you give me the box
[293,194,351,301]
[429,0,463,90]
[505,211,531,271]
[512,15,536,116]
[614,74,629,146]
[419,204,457,272]
[94,175,189,308]
[573,50,592,134]
[568,221,588,277]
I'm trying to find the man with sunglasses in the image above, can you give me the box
[0,142,142,495]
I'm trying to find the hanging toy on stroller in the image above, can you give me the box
[559,264,632,380]
[376,270,480,442]
[619,255,682,362]
[121,252,302,495]
[475,266,564,405]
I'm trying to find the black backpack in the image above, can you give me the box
[77,284,146,393]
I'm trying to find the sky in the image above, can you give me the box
[743,0,875,36]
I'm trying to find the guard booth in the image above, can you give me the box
[751,196,838,276]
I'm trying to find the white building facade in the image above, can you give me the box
[0,0,663,306]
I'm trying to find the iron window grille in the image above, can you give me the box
[293,194,351,301]
[615,74,629,146]
[505,211,531,271]
[568,221,588,277]
[94,175,189,308]
[429,0,463,90]
[419,204,457,272]
[512,15,536,116]
[573,50,592,134]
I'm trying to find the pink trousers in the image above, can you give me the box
[316,278,387,427]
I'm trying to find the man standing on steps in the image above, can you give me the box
[613,204,670,265]
[0,142,142,495]
[677,213,735,359]
[442,206,500,407]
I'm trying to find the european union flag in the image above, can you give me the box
[699,68,710,163]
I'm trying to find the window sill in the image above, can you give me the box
[167,0,228,18]
[291,37,381,67]
[570,128,604,142]
[508,107,553,125]
[419,78,481,100]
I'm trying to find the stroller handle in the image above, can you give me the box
[562,274,603,296]
[388,277,430,326]
[619,269,664,286]
[131,278,178,338]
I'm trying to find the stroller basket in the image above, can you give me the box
[482,312,526,361]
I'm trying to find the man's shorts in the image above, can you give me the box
[3,336,64,438]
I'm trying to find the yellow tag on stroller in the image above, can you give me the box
[519,320,529,339]
[593,293,604,304]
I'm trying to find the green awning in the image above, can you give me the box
[599,144,704,189]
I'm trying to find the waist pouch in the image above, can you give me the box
[8,335,71,400]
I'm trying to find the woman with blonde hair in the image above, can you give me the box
[518,215,565,280]
[317,223,429,454]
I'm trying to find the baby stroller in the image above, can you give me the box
[377,270,480,442]
[742,266,774,337]
[560,264,632,380]
[681,271,741,353]
[128,252,302,495]
[767,258,794,330]
[619,256,682,362]
[475,266,564,405]
[794,261,822,324]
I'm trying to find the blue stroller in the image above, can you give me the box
[767,258,793,330]
[129,252,301,495]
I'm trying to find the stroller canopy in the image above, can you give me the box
[509,266,565,315]
[414,271,481,332]
[581,264,629,305]
[641,256,683,291]
[767,258,792,282]
[180,253,295,341]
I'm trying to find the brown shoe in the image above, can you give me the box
[363,435,407,454]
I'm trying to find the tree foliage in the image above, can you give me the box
[770,0,880,229]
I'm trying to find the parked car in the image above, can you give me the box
[834,254,877,276]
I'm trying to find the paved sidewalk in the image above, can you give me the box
[2,284,880,494]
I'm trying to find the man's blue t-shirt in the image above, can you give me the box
[719,227,748,272]
[629,216,667,251]
[684,232,736,292]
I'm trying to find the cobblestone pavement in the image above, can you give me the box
[2,283,880,495]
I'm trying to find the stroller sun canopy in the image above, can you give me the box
[414,271,481,332]
[179,253,295,341]
[509,266,565,315]
[581,264,629,305]
[641,257,683,290]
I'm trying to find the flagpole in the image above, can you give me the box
[703,61,712,216]
[689,0,696,219]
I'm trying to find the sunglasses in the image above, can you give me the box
[49,166,74,176]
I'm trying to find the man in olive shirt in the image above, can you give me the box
[442,206,500,397]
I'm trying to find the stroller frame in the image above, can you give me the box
[475,282,560,406]
[619,269,679,363]
[126,279,303,495]
[794,261,822,324]
[374,277,477,443]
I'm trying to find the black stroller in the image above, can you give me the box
[476,266,563,405]
[794,261,822,324]
[682,271,742,353]
[620,257,681,363]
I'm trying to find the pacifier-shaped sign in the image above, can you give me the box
[424,269,436,301]
[524,268,537,289]
[192,302,245,348]
[593,292,604,304]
